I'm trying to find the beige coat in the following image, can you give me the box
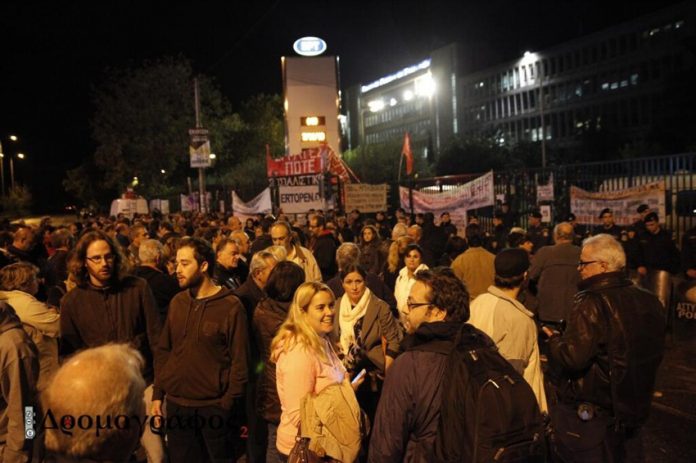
[0,290,59,391]
[469,286,548,413]
[301,380,362,462]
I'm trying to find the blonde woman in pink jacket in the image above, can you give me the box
[270,282,363,461]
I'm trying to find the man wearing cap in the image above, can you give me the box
[593,208,622,239]
[485,211,509,255]
[527,211,550,254]
[469,248,547,412]
[637,212,680,277]
[633,204,650,235]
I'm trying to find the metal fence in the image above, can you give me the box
[402,152,696,243]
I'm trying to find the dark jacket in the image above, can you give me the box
[682,226,696,275]
[214,265,242,291]
[135,265,180,320]
[252,297,289,424]
[44,249,69,288]
[547,272,665,427]
[234,277,265,324]
[312,231,338,281]
[637,228,681,274]
[359,240,383,276]
[528,242,581,323]
[250,234,273,255]
[0,303,39,463]
[60,276,162,382]
[153,287,248,410]
[369,322,490,463]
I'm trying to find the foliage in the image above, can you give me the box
[63,56,232,204]
[211,94,285,201]
[0,185,32,217]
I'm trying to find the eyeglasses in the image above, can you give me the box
[86,254,115,264]
[406,300,431,311]
[577,260,597,269]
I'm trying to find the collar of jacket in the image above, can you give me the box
[291,244,307,263]
[486,285,534,318]
[578,271,631,292]
[403,321,461,351]
[0,302,23,334]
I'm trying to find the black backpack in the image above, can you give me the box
[412,324,546,462]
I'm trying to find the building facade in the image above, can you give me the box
[344,3,696,158]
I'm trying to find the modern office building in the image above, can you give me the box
[343,2,696,158]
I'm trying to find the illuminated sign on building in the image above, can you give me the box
[301,116,326,126]
[301,131,327,142]
[361,59,431,93]
[293,37,328,57]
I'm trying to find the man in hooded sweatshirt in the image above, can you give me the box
[152,237,249,463]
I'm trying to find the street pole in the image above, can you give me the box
[194,79,207,214]
[10,157,15,190]
[0,141,4,195]
[538,70,547,168]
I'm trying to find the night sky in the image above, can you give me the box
[0,0,683,212]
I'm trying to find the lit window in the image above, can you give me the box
[676,20,684,29]
[610,82,619,90]
[620,80,628,88]
[631,74,639,85]
[390,98,397,107]
[403,90,414,101]
[602,82,609,90]
[368,100,385,112]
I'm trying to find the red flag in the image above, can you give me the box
[401,132,413,175]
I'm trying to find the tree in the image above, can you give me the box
[0,185,32,217]
[64,56,232,204]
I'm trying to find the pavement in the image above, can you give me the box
[644,331,696,463]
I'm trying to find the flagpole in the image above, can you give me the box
[398,150,404,185]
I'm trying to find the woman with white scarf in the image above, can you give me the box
[333,263,401,423]
[394,243,429,330]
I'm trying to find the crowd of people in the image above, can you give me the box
[0,202,691,462]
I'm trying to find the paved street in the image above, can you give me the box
[645,331,696,463]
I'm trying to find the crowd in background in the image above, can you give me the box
[0,201,690,462]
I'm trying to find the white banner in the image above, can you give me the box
[344,184,388,213]
[570,181,665,225]
[537,173,554,202]
[279,185,324,214]
[232,189,272,219]
[399,171,494,235]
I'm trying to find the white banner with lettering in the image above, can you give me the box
[399,171,495,235]
[570,181,665,225]
[344,184,388,213]
[279,185,324,214]
[232,189,272,219]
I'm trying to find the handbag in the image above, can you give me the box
[287,425,339,463]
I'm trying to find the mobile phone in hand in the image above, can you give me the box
[352,369,367,385]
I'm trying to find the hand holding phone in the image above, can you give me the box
[352,368,367,385]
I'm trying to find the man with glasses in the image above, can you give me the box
[270,221,321,282]
[542,234,665,463]
[308,214,338,281]
[60,230,164,462]
[369,268,474,461]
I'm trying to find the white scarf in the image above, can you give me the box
[339,288,372,355]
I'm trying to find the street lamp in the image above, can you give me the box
[0,135,20,195]
[10,152,25,190]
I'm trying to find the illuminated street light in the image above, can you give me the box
[9,135,18,142]
[160,169,166,174]
[10,152,25,190]
[209,153,217,160]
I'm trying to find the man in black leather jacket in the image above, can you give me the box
[543,233,665,463]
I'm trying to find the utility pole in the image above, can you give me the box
[194,78,207,214]
[538,68,547,168]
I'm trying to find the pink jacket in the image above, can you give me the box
[275,337,346,455]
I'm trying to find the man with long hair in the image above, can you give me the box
[60,230,164,462]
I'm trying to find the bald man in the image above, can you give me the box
[528,222,581,325]
[43,344,146,463]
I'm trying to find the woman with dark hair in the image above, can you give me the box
[252,261,306,461]
[333,264,401,425]
[394,243,429,328]
[358,224,383,275]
